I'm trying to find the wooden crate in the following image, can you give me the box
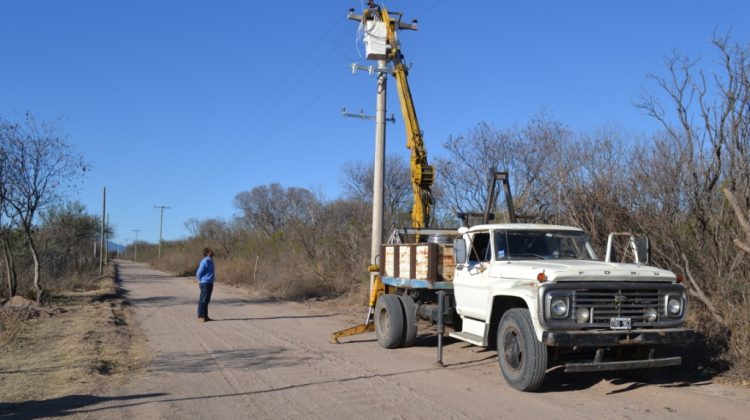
[381,243,456,282]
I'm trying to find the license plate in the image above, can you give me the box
[610,317,631,330]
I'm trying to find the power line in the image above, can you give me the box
[174,40,350,197]
[173,17,348,195]
[224,74,348,171]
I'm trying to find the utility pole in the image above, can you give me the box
[132,229,141,262]
[344,65,393,268]
[345,61,391,295]
[153,205,170,259]
[124,239,129,260]
[99,187,106,275]
[105,212,110,265]
[371,61,387,270]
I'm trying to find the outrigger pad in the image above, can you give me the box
[330,323,375,344]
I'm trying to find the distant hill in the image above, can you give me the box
[107,241,125,253]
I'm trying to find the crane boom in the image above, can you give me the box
[368,4,434,229]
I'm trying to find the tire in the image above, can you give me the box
[497,308,548,392]
[375,294,404,349]
[398,295,418,347]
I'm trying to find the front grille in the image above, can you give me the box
[540,282,687,330]
[573,289,661,324]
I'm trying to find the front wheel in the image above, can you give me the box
[497,308,547,391]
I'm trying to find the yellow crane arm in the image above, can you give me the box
[381,7,434,229]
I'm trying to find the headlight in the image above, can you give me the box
[575,307,590,324]
[644,307,658,322]
[551,297,568,318]
[667,296,682,316]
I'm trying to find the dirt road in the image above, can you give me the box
[45,261,750,419]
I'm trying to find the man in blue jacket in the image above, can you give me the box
[195,247,215,322]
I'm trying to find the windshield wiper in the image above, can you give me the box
[509,253,546,260]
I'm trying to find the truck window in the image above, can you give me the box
[494,230,508,260]
[506,230,596,260]
[469,232,491,263]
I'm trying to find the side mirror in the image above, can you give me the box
[454,237,467,264]
[634,236,650,265]
[605,232,650,265]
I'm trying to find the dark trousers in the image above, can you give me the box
[197,282,214,318]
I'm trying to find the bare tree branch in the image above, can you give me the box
[682,253,725,324]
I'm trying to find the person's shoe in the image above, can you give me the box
[197,317,206,322]
[204,317,212,321]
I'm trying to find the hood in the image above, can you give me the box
[492,260,677,283]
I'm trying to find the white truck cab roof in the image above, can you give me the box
[466,223,585,233]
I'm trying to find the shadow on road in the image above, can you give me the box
[537,366,715,394]
[213,313,337,322]
[0,393,167,419]
[150,347,317,374]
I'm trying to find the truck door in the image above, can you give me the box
[454,230,493,320]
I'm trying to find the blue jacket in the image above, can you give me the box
[196,256,215,283]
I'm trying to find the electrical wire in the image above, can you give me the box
[173,17,346,195]
[222,74,348,173]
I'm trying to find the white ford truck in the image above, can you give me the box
[374,223,694,391]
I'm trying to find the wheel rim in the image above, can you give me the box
[503,326,523,371]
[378,307,389,336]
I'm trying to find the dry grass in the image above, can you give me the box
[0,263,148,407]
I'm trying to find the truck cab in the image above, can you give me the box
[450,223,693,391]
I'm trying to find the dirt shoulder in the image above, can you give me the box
[0,263,147,413]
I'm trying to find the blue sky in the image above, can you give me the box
[2,1,749,244]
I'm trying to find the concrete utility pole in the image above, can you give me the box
[345,61,392,295]
[132,229,141,262]
[371,60,387,269]
[99,187,106,275]
[153,205,170,259]
[124,239,129,260]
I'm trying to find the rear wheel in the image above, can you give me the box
[497,308,547,391]
[398,295,418,347]
[375,294,404,349]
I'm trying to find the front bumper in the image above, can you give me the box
[543,327,694,347]
[564,356,683,373]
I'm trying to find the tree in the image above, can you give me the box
[190,218,235,256]
[0,120,19,296]
[233,183,318,237]
[2,113,87,302]
[38,201,100,278]
[435,114,571,224]
[633,35,750,375]
[341,154,412,229]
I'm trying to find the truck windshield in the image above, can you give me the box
[496,230,597,260]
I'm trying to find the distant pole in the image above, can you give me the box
[153,205,170,259]
[99,187,106,275]
[104,212,110,265]
[124,239,130,260]
[132,229,141,262]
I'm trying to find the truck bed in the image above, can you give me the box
[381,242,456,289]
